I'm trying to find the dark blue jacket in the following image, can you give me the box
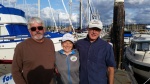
[75,36,116,84]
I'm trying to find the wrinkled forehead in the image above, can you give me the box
[28,21,43,29]
[30,22,42,26]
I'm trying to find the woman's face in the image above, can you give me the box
[61,40,73,53]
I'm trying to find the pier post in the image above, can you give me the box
[112,0,125,69]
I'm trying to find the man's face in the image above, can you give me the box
[29,22,45,42]
[88,28,101,42]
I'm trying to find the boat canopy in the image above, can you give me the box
[0,4,25,17]
[124,31,132,37]
[6,24,30,36]
[0,4,27,24]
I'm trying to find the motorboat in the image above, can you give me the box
[0,4,29,77]
[124,34,150,80]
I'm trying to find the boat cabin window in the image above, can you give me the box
[130,43,136,50]
[137,43,149,51]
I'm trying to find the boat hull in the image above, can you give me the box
[0,73,15,84]
[125,54,150,80]
[132,66,150,80]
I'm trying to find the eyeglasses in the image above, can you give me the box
[30,26,44,31]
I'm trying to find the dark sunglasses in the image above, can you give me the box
[30,26,44,31]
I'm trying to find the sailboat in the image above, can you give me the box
[76,0,106,39]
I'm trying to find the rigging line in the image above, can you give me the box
[61,0,75,33]
[90,0,97,19]
[90,0,100,19]
[83,6,88,23]
[80,0,89,23]
[87,0,92,22]
[88,0,94,19]
[81,4,89,27]
[143,77,150,84]
[90,0,94,11]
[47,0,58,32]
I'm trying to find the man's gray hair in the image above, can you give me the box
[28,17,45,29]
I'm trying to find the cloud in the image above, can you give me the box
[2,0,150,26]
[127,0,145,5]
[86,0,150,24]
[4,0,17,3]
[16,4,38,18]
[125,0,150,24]
[40,6,78,25]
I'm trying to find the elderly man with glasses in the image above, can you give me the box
[12,17,55,84]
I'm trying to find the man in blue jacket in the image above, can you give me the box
[75,19,116,84]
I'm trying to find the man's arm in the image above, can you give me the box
[11,45,26,84]
[108,67,115,84]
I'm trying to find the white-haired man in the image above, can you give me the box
[12,17,55,84]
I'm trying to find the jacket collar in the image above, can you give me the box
[59,49,76,55]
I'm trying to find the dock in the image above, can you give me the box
[0,64,11,76]
[0,64,138,84]
[114,69,137,84]
[102,36,138,84]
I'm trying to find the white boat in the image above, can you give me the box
[0,4,28,75]
[124,34,150,80]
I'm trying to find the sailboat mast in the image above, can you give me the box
[79,0,82,30]
[38,0,40,18]
[87,0,90,23]
[87,0,92,22]
[48,0,58,32]
[61,0,75,33]
[69,0,72,21]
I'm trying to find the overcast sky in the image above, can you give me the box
[1,0,150,26]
